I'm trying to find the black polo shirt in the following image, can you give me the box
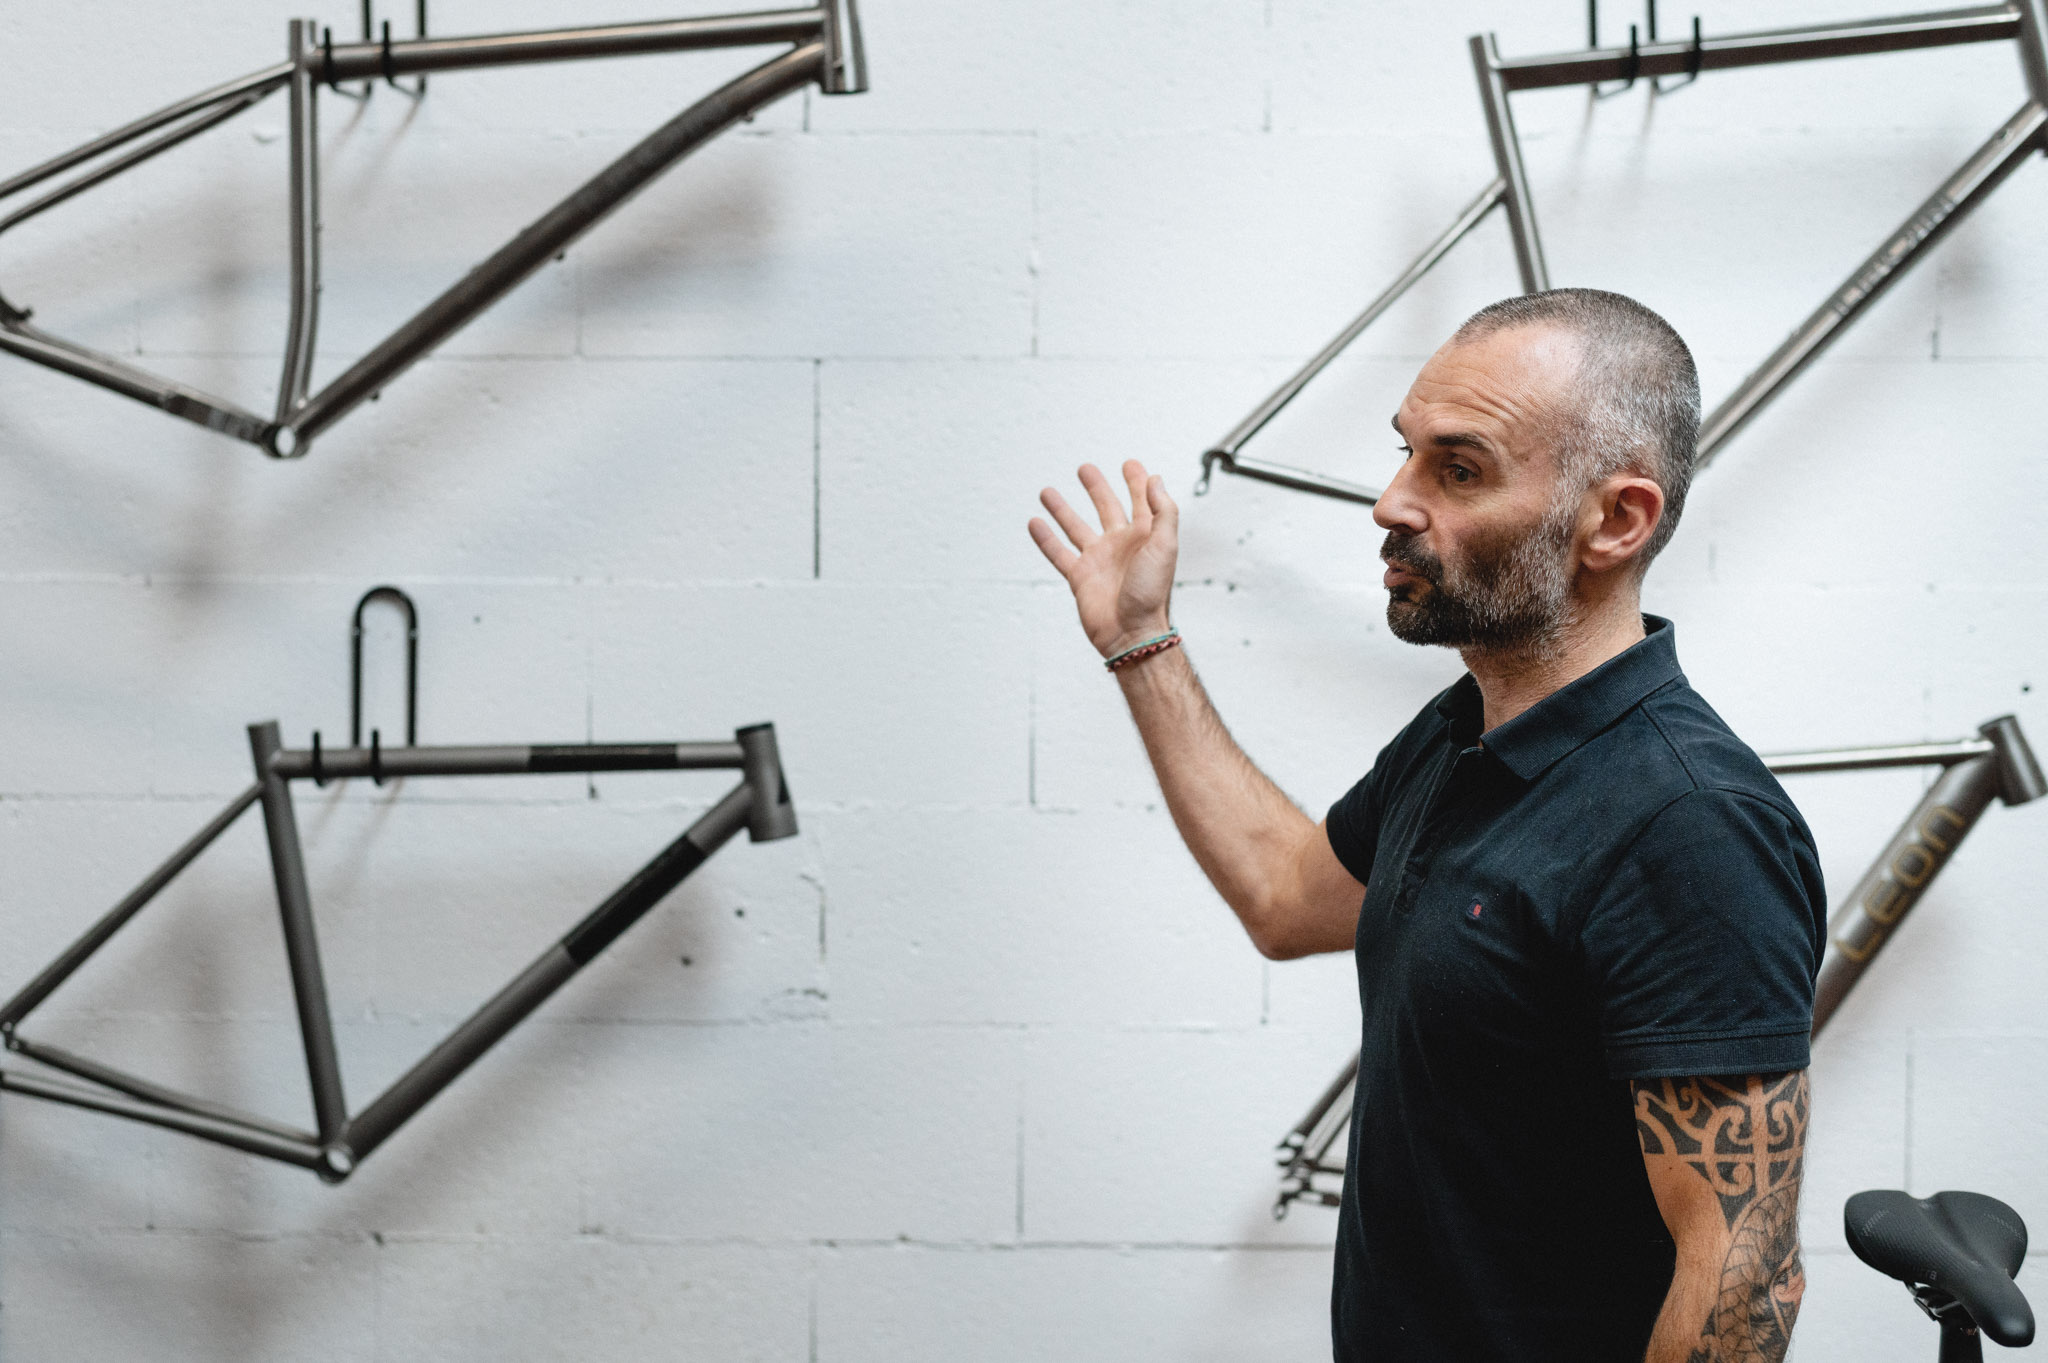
[1323,617,1824,1362]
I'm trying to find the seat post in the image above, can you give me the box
[1938,1318,1984,1363]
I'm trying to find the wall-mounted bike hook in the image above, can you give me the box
[1591,1,1702,97]
[1648,3,1705,94]
[313,585,419,787]
[380,1,429,100]
[323,0,429,101]
[1589,2,1642,98]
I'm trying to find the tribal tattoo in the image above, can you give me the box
[1634,1071,1810,1363]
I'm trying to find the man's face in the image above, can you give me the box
[1375,325,1587,655]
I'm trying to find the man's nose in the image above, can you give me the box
[1373,459,1427,535]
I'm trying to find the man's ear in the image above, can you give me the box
[1581,475,1664,574]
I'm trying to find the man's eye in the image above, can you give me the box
[1446,464,1474,484]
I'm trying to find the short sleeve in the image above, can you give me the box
[1579,788,1825,1079]
[1325,765,1385,887]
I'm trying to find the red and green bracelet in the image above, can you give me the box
[1104,628,1182,673]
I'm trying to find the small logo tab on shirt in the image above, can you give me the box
[1468,901,1484,920]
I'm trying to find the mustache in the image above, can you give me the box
[1379,531,1442,582]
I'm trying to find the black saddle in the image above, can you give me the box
[1845,1190,2035,1346]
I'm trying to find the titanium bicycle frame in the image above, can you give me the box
[0,721,797,1183]
[1273,714,2046,1217]
[1196,1,2048,507]
[0,2,867,459]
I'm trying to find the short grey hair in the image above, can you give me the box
[1453,288,1700,571]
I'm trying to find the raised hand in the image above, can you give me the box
[1029,460,1179,659]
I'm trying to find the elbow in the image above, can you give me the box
[1244,905,1311,961]
[1253,930,1304,961]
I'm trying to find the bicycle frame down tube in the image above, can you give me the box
[1807,715,2046,1030]
[1197,0,2048,504]
[0,3,866,459]
[1697,99,2047,465]
[1270,714,2045,1217]
[0,724,797,1182]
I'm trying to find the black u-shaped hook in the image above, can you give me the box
[1589,3,1641,101]
[320,0,429,99]
[351,585,418,749]
[381,10,428,99]
[1654,16,1705,94]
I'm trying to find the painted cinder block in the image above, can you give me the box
[0,797,253,1005]
[0,133,148,358]
[1020,1027,1357,1247]
[373,1238,811,1363]
[1269,0,1530,136]
[1035,130,1512,361]
[1910,1033,2048,1219]
[115,1018,590,1239]
[1801,1030,1909,1254]
[589,581,1034,809]
[9,357,816,585]
[1791,1247,1950,1363]
[1263,950,1366,1036]
[575,130,1036,360]
[1659,358,2048,602]
[1935,164,2048,360]
[817,0,1272,136]
[0,354,300,580]
[6,1014,587,1240]
[0,1080,156,1235]
[0,1227,379,1363]
[1531,126,1950,369]
[578,1021,1023,1243]
[1847,816,2048,1039]
[9,802,336,1025]
[126,124,579,364]
[0,581,163,797]
[813,806,1261,1029]
[816,1242,1335,1363]
[821,357,1326,586]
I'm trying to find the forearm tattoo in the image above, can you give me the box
[1633,1071,1810,1363]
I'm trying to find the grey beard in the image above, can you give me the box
[1381,500,1579,655]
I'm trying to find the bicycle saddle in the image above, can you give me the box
[1845,1190,2034,1346]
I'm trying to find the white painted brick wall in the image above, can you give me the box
[1,2,2043,1359]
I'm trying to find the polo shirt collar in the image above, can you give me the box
[1433,616,1684,782]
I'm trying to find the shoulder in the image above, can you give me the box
[1617,680,1810,833]
[1562,684,1823,937]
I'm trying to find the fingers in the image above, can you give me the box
[1122,460,1152,529]
[1077,462,1129,532]
[1027,516,1081,579]
[1146,472,1179,534]
[1038,486,1097,549]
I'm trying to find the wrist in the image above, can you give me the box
[1104,627,1182,674]
[1099,620,1173,660]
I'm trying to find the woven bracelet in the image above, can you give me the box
[1104,628,1182,673]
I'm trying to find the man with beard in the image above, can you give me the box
[1027,289,1823,1363]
